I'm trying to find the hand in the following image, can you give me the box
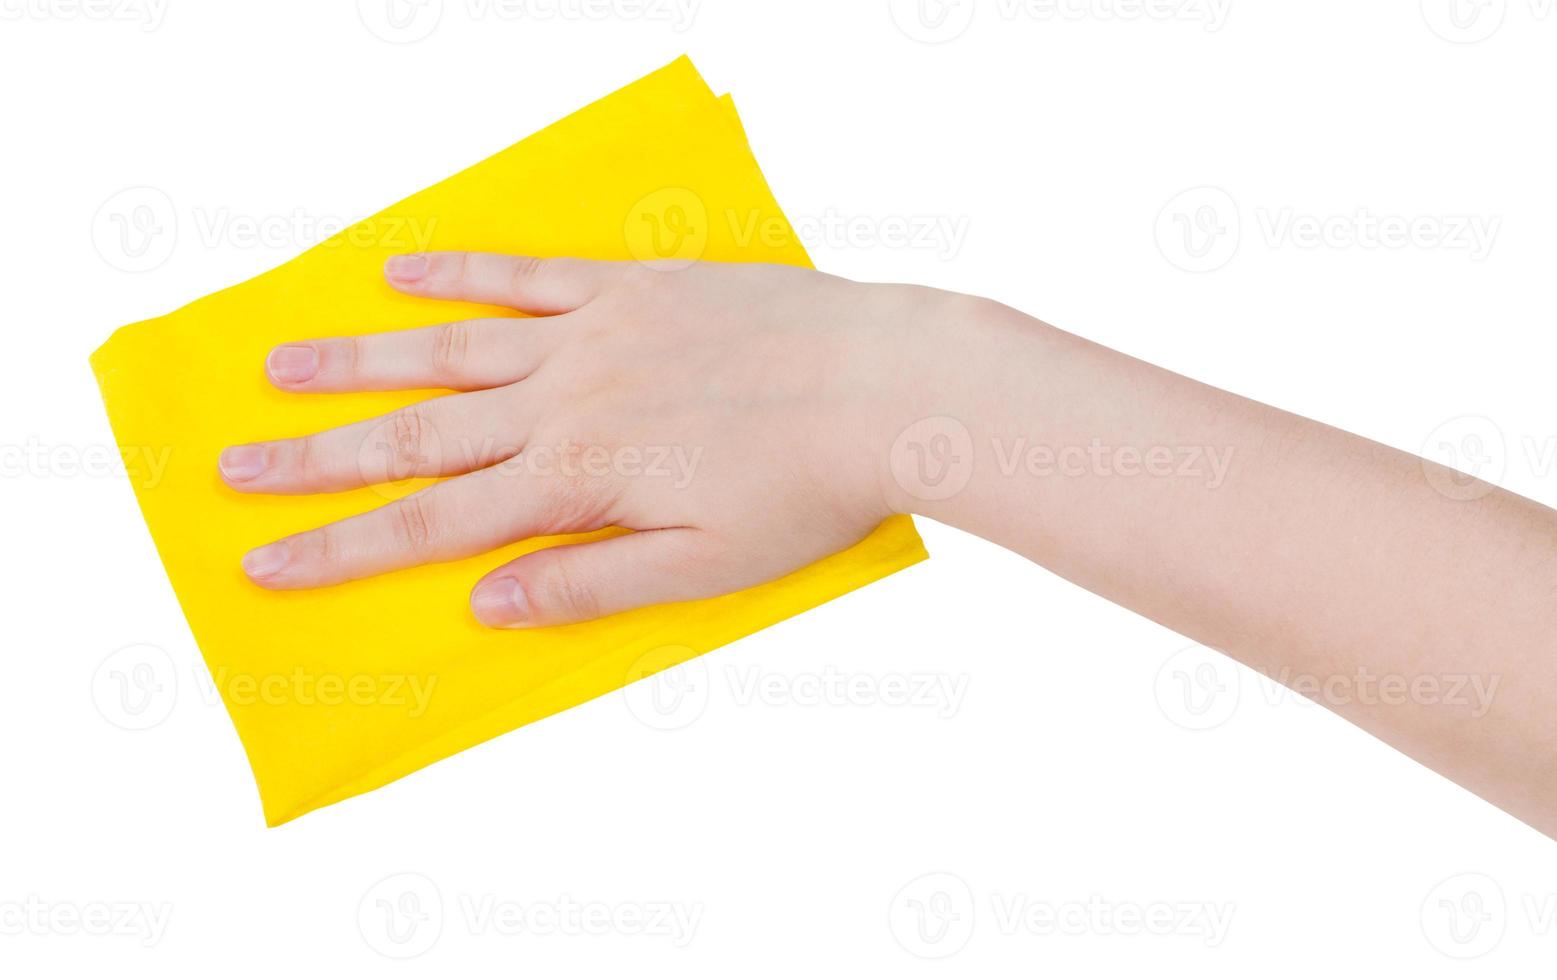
[219,252,944,627]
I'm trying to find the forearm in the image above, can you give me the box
[890,296,1557,836]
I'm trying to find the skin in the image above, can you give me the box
[221,251,1557,838]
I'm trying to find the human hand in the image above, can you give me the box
[219,252,947,627]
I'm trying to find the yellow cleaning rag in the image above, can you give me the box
[91,57,926,826]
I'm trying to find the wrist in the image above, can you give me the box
[869,287,1040,521]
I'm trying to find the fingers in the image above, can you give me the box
[219,387,526,494]
[264,252,619,394]
[469,528,722,628]
[265,318,554,393]
[384,252,620,314]
[240,462,618,590]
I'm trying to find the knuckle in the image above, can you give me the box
[291,436,322,484]
[537,555,599,622]
[340,334,363,378]
[536,468,621,533]
[314,524,340,566]
[388,491,439,556]
[388,405,435,469]
[295,523,338,573]
[431,321,471,376]
[507,255,543,296]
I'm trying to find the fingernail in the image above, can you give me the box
[267,344,318,383]
[242,541,289,580]
[219,444,268,482]
[385,253,429,282]
[471,577,530,627]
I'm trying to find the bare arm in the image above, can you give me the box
[220,253,1557,837]
[897,298,1557,837]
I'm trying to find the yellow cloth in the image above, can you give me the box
[90,57,927,826]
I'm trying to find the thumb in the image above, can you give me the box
[469,528,722,628]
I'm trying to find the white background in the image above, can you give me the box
[3,0,1555,974]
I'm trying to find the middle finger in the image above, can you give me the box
[218,386,530,494]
